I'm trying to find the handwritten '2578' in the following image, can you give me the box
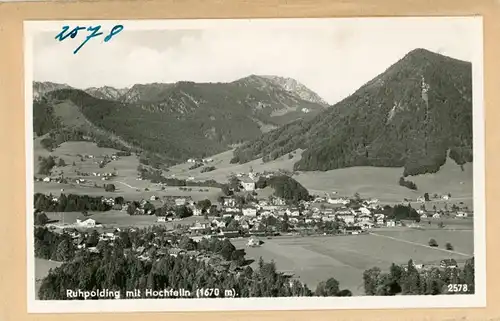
[55,25,124,54]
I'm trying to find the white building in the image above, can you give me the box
[157,216,166,222]
[76,218,96,228]
[175,198,187,206]
[327,198,349,205]
[386,220,396,227]
[242,207,257,217]
[240,178,256,191]
[359,207,371,215]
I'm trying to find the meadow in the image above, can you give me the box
[231,231,474,295]
[167,148,473,207]
[44,210,213,229]
[34,141,223,203]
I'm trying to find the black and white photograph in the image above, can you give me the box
[25,17,485,313]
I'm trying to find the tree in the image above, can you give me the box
[401,260,421,295]
[197,199,212,211]
[363,267,381,295]
[428,238,438,247]
[445,242,454,251]
[175,205,193,218]
[127,202,137,215]
[34,212,49,225]
[86,230,99,247]
[104,184,116,192]
[424,193,430,201]
[179,235,196,251]
[323,277,340,296]
[143,202,155,215]
[54,238,73,261]
[438,221,445,228]
[57,158,66,167]
[114,196,125,205]
[219,239,236,261]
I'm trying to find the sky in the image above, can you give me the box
[31,17,481,104]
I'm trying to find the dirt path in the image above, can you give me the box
[368,232,471,257]
[116,181,138,190]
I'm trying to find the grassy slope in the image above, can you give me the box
[33,141,223,202]
[167,148,472,205]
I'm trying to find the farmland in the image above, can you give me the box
[44,211,214,229]
[231,229,474,295]
[166,148,473,208]
[34,141,224,203]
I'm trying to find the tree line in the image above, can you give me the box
[37,226,352,300]
[363,258,475,295]
[34,193,112,212]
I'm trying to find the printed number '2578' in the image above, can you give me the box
[448,284,468,293]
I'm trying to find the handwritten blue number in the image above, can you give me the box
[55,25,85,41]
[56,24,123,54]
[72,26,104,54]
[104,25,124,42]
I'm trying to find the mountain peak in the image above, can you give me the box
[234,74,329,106]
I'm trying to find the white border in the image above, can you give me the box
[24,17,486,313]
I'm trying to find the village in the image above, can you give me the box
[38,161,472,273]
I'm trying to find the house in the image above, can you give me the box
[359,207,371,215]
[338,214,355,224]
[193,208,202,216]
[242,207,257,217]
[440,259,458,269]
[157,216,166,223]
[187,159,196,163]
[327,198,350,205]
[43,177,51,182]
[357,214,372,222]
[417,196,426,203]
[386,220,396,227]
[355,221,374,230]
[345,226,363,234]
[240,178,256,192]
[190,222,208,232]
[432,213,441,219]
[169,248,186,257]
[221,197,237,207]
[286,208,300,217]
[175,198,187,206]
[212,219,226,228]
[247,236,261,247]
[456,211,468,218]
[220,229,240,238]
[76,218,96,228]
[150,195,158,201]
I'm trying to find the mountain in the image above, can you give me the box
[232,49,473,177]
[33,81,71,101]
[84,86,129,101]
[258,75,329,106]
[33,76,328,165]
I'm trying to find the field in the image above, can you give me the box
[44,210,213,229]
[35,258,63,299]
[232,228,474,295]
[34,141,223,202]
[167,149,473,207]
[293,157,473,205]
